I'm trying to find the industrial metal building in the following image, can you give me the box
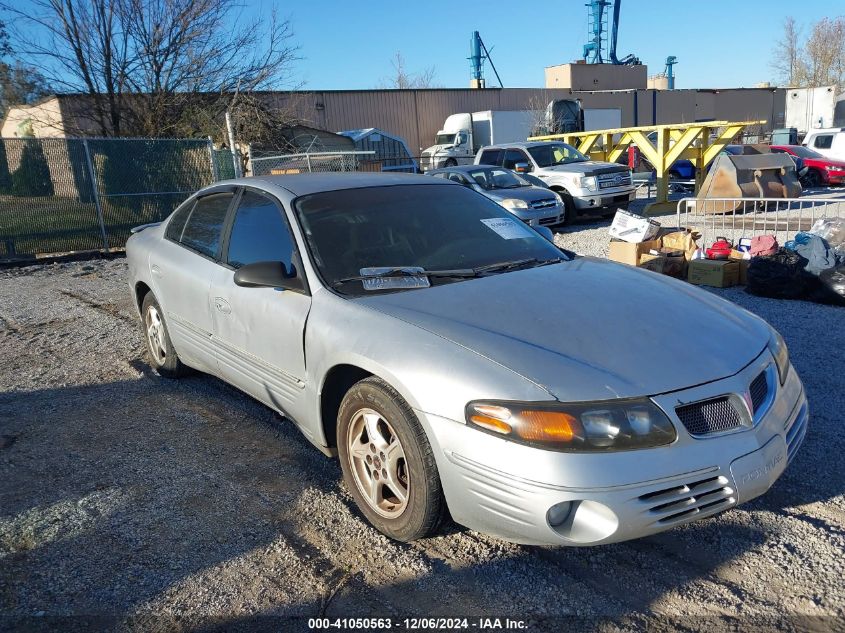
[4,87,786,157]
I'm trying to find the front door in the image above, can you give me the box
[210,189,311,416]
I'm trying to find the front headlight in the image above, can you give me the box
[769,329,789,385]
[465,399,676,452]
[500,198,529,210]
[577,176,598,192]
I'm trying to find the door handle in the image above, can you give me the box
[151,264,163,278]
[214,297,231,314]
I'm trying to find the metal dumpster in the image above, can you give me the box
[696,145,802,214]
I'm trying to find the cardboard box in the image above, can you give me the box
[608,239,662,266]
[729,249,750,285]
[640,251,687,278]
[608,210,661,243]
[687,259,740,287]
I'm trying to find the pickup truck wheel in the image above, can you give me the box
[337,377,446,542]
[556,190,577,225]
[141,293,187,378]
[444,158,457,167]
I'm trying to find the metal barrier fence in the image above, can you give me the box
[250,151,375,177]
[676,196,845,246]
[0,137,236,260]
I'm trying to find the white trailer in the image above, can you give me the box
[785,86,836,136]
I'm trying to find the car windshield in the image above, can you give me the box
[435,134,456,145]
[467,168,529,190]
[294,184,566,296]
[527,143,587,167]
[787,146,824,159]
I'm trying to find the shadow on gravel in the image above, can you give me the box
[1,367,842,624]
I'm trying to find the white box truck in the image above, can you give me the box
[786,86,836,136]
[420,110,534,171]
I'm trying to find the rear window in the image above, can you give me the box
[179,192,233,258]
[164,200,195,242]
[478,149,502,166]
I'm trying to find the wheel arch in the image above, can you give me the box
[135,281,152,313]
[319,364,374,452]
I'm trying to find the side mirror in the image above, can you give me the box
[514,162,532,173]
[534,226,554,242]
[233,260,304,291]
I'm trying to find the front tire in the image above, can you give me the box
[556,190,577,225]
[444,158,457,168]
[141,293,187,378]
[337,377,445,541]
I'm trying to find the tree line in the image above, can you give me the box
[771,16,845,92]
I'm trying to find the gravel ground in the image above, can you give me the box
[1,239,844,630]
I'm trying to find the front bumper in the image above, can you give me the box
[418,354,807,546]
[572,188,636,211]
[826,170,845,185]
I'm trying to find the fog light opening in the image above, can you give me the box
[547,500,619,544]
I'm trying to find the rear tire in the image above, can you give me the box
[141,293,187,378]
[337,377,445,542]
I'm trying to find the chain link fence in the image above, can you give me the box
[0,137,236,261]
[250,151,375,177]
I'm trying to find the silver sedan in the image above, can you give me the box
[126,173,807,546]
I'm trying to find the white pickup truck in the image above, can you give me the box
[420,111,533,171]
[476,141,635,224]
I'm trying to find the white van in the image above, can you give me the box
[803,128,845,161]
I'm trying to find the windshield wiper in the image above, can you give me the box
[473,257,564,274]
[333,267,479,286]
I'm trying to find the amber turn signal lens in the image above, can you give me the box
[515,410,580,442]
[469,414,512,435]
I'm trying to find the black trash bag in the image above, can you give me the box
[817,265,845,306]
[745,248,809,299]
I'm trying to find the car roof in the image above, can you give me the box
[226,172,443,196]
[429,165,503,173]
[480,141,564,150]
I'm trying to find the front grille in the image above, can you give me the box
[676,397,743,436]
[420,154,432,170]
[529,198,558,210]
[598,173,632,189]
[638,474,735,527]
[539,217,559,226]
[749,371,769,413]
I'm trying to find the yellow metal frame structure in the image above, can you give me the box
[528,120,767,214]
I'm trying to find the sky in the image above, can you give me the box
[247,0,841,91]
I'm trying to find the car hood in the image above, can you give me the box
[355,258,770,401]
[540,161,628,176]
[482,186,558,202]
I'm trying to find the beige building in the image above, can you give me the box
[545,62,647,91]
[4,87,786,154]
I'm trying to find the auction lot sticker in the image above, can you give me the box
[480,217,535,240]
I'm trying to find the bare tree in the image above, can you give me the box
[1,0,300,139]
[0,19,51,118]
[379,52,437,89]
[770,16,804,86]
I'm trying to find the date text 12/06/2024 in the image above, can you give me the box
[307,617,529,630]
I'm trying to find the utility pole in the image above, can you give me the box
[225,110,242,178]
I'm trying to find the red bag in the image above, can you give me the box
[706,237,733,260]
[750,235,778,257]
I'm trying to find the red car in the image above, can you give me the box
[771,144,845,187]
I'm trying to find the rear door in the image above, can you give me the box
[210,188,311,415]
[152,190,235,373]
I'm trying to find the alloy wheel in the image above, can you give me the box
[346,408,410,518]
[145,305,167,365]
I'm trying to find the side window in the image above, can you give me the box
[813,135,833,149]
[447,172,469,185]
[164,200,195,242]
[503,149,529,169]
[180,193,233,258]
[456,132,469,146]
[226,190,295,270]
[478,149,502,166]
[432,172,450,180]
